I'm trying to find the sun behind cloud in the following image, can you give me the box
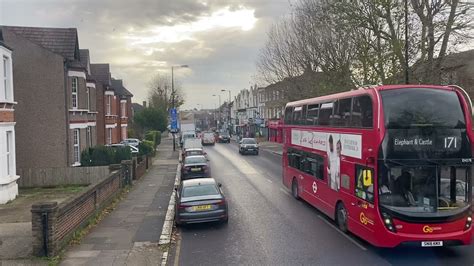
[124,6,257,47]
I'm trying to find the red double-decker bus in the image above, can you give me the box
[282,85,473,248]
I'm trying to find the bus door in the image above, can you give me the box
[351,165,376,233]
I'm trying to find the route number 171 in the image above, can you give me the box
[444,137,457,149]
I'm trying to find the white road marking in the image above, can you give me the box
[317,215,367,251]
[266,178,273,183]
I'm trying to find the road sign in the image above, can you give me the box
[170,108,178,131]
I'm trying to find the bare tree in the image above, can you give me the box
[147,73,185,111]
[256,16,306,84]
[411,0,472,83]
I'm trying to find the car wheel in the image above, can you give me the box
[291,179,300,200]
[336,203,348,233]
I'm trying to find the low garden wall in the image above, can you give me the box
[31,161,132,257]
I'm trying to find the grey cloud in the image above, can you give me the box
[2,0,289,109]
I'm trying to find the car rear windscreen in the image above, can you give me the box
[185,157,207,164]
[182,185,219,197]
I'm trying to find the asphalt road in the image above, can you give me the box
[169,142,474,266]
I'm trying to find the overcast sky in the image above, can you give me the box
[0,0,290,109]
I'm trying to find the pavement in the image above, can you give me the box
[169,141,474,266]
[61,138,178,266]
[0,185,85,263]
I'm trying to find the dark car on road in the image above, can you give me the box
[217,132,231,143]
[175,178,228,226]
[181,155,211,180]
[238,138,259,155]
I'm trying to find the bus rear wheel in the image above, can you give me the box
[336,203,348,233]
[291,179,300,200]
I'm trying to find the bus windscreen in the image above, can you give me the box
[381,88,466,129]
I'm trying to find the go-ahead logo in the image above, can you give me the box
[422,225,441,233]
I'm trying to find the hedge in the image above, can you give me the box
[145,130,161,147]
[139,141,154,156]
[80,145,132,166]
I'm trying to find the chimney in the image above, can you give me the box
[143,101,147,108]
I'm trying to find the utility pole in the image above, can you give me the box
[171,65,188,151]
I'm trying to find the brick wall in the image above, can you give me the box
[31,162,131,257]
[134,156,147,180]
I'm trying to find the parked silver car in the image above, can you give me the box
[175,178,228,226]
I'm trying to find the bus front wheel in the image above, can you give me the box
[336,203,348,233]
[291,179,300,200]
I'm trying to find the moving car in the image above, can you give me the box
[239,138,259,155]
[217,132,231,143]
[202,132,215,145]
[175,178,228,226]
[181,155,211,180]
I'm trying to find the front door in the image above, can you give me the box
[352,165,377,234]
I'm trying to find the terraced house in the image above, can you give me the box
[0,26,98,168]
[0,28,18,203]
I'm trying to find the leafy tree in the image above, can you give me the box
[134,107,167,132]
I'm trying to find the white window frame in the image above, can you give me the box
[121,101,126,117]
[3,56,8,101]
[6,131,12,176]
[86,86,90,110]
[121,126,127,139]
[107,128,112,144]
[73,129,80,164]
[72,77,78,109]
[106,95,111,115]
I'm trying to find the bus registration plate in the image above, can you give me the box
[421,241,443,247]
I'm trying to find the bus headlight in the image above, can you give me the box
[382,212,397,233]
[465,214,472,230]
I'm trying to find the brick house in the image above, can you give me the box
[0,28,19,203]
[0,26,98,168]
[111,79,133,141]
[91,64,133,144]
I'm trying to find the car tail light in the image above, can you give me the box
[216,199,226,206]
[178,204,189,210]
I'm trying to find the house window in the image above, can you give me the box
[107,128,112,144]
[6,131,13,176]
[121,126,127,139]
[106,95,112,115]
[73,129,80,164]
[121,102,126,117]
[72,77,78,109]
[86,87,90,110]
[86,126,92,147]
[2,56,11,101]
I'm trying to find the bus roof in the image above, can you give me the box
[285,84,456,108]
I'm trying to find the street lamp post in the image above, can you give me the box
[171,64,188,151]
